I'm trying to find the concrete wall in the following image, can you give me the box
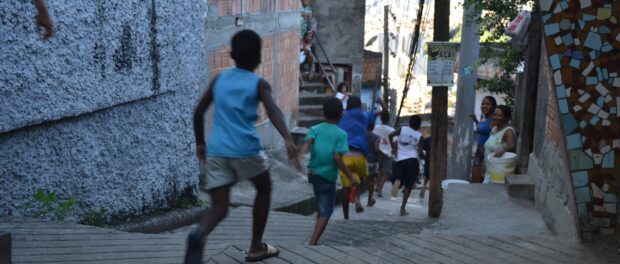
[312,0,366,95]
[0,0,300,221]
[529,44,579,240]
[0,0,207,220]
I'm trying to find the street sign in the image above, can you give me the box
[426,42,458,86]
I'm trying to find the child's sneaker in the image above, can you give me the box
[184,231,204,264]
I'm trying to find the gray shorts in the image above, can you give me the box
[203,152,270,190]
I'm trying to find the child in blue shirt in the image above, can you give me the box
[299,97,357,245]
[186,30,299,263]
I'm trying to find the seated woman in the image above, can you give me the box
[483,105,516,184]
[300,30,315,80]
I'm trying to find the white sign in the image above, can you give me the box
[427,42,458,86]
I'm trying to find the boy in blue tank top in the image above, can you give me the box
[185,30,299,263]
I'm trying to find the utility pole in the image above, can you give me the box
[383,5,390,111]
[428,0,450,218]
[447,6,480,181]
[516,6,541,170]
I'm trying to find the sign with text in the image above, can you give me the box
[426,42,458,86]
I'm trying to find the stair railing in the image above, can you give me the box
[310,32,337,93]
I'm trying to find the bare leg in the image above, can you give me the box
[247,171,272,255]
[367,177,375,206]
[470,166,483,183]
[185,185,231,264]
[309,217,329,245]
[306,53,315,80]
[400,187,412,216]
[419,177,429,198]
[390,179,401,198]
[376,171,387,197]
[342,187,350,219]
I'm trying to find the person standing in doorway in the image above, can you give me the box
[389,115,423,216]
[186,30,299,263]
[469,96,497,183]
[335,82,351,110]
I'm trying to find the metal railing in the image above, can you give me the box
[310,32,337,93]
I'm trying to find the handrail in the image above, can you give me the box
[311,50,336,92]
[310,32,337,93]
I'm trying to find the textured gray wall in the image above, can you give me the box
[529,47,579,239]
[0,0,207,219]
[312,0,366,94]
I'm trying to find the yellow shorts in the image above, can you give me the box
[339,154,368,188]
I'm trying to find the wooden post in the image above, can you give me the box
[383,5,390,108]
[516,7,542,170]
[428,0,450,218]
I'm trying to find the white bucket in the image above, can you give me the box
[487,152,517,183]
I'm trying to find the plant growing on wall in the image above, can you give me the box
[463,0,533,107]
[25,190,75,221]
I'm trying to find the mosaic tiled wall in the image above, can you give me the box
[539,0,619,239]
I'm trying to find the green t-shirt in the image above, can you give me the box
[304,123,349,182]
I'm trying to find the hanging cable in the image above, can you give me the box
[394,0,426,126]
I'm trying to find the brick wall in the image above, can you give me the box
[216,0,243,16]
[246,0,264,13]
[277,30,300,122]
[208,30,298,124]
[362,59,381,82]
[544,78,564,147]
[279,0,300,11]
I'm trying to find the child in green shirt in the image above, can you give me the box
[299,98,358,245]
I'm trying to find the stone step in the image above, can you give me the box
[505,174,535,201]
[300,81,328,94]
[0,231,11,264]
[298,116,323,128]
[299,105,323,116]
[299,92,332,105]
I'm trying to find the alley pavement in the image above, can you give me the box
[3,183,619,263]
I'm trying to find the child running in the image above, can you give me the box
[388,115,423,216]
[372,111,395,197]
[366,122,381,207]
[299,98,358,245]
[337,96,386,218]
[186,30,299,263]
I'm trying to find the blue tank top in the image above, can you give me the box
[207,68,262,157]
[477,117,494,145]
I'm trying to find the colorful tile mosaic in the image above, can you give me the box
[540,0,619,240]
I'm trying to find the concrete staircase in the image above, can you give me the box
[505,174,535,201]
[297,71,334,129]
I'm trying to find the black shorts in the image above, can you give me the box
[390,158,420,190]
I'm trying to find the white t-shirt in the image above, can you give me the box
[372,124,395,157]
[395,126,421,161]
[335,92,348,109]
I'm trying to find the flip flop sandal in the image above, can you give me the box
[355,206,364,213]
[245,243,280,262]
[400,210,409,216]
[367,198,376,207]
